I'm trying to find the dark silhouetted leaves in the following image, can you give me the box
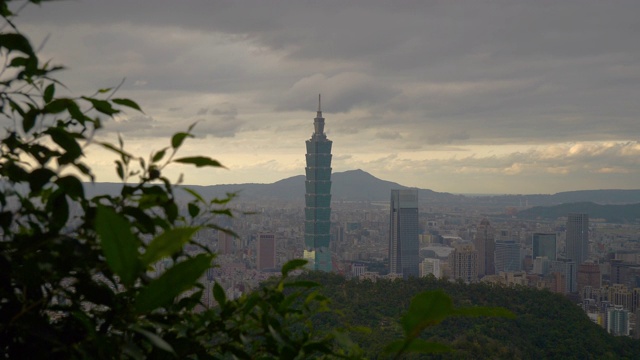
[134,253,213,313]
[173,156,223,168]
[96,205,140,287]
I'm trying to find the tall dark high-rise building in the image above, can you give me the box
[474,219,495,277]
[304,95,333,272]
[566,213,589,266]
[533,233,557,260]
[389,189,419,278]
[257,232,276,271]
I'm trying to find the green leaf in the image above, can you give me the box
[112,98,143,112]
[115,160,124,180]
[173,156,223,168]
[0,33,35,56]
[281,259,308,277]
[82,97,119,116]
[188,203,200,218]
[213,282,226,306]
[48,191,69,231]
[123,206,155,234]
[171,132,192,149]
[55,175,85,199]
[134,253,213,313]
[43,83,55,103]
[400,290,454,337]
[151,148,167,163]
[22,108,38,133]
[141,227,200,266]
[48,128,82,160]
[96,205,140,287]
[28,168,55,193]
[130,326,176,355]
[182,187,206,203]
[43,98,70,114]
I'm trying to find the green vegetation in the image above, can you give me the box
[301,272,640,359]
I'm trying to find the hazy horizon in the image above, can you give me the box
[15,0,640,194]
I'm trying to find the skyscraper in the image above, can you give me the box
[304,95,333,272]
[449,242,478,284]
[257,232,276,271]
[533,233,557,260]
[388,189,419,278]
[494,240,522,273]
[566,213,589,266]
[474,219,495,278]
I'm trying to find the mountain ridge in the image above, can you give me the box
[83,169,640,205]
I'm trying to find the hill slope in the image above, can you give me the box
[516,202,640,223]
[300,272,640,359]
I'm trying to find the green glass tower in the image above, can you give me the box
[304,95,332,272]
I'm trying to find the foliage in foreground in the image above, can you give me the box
[0,1,512,358]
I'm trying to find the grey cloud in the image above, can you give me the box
[375,131,402,140]
[276,72,399,112]
[427,131,470,145]
[12,0,640,193]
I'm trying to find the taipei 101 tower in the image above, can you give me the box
[304,94,333,272]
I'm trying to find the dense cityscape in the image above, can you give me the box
[4,1,640,357]
[179,102,640,340]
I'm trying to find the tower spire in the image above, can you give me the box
[318,93,321,112]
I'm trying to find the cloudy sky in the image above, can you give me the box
[10,0,640,194]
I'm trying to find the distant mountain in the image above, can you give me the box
[83,169,461,203]
[182,169,462,203]
[82,171,640,206]
[516,201,640,223]
[480,190,640,207]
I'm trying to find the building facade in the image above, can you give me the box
[533,233,557,260]
[474,219,495,277]
[304,95,333,272]
[388,189,420,278]
[420,258,441,278]
[257,233,276,271]
[577,262,601,296]
[566,213,589,266]
[449,242,478,284]
[494,240,522,273]
[218,230,234,255]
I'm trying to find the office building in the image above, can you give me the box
[420,258,441,279]
[533,233,557,260]
[257,233,276,271]
[606,306,630,336]
[449,242,478,284]
[304,95,333,272]
[566,213,589,266]
[388,189,420,278]
[474,219,495,277]
[549,259,577,293]
[218,230,234,255]
[494,240,522,273]
[577,262,601,296]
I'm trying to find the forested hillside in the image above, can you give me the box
[300,272,640,359]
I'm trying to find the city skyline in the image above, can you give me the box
[12,1,640,194]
